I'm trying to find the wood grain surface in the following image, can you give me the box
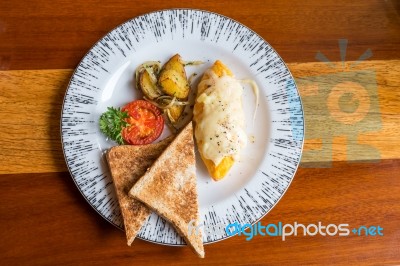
[1,160,399,265]
[1,60,398,174]
[0,0,399,70]
[0,0,399,265]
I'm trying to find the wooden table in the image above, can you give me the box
[1,1,399,265]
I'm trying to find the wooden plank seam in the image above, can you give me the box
[0,60,399,174]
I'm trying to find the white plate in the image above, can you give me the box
[61,9,304,245]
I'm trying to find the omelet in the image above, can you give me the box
[193,61,247,181]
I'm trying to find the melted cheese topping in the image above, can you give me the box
[240,79,259,123]
[194,70,247,166]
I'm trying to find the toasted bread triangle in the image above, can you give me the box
[129,122,204,258]
[106,136,173,245]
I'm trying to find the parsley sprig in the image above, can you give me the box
[99,107,130,144]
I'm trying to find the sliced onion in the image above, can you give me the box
[188,72,198,85]
[144,96,189,110]
[135,61,161,86]
[157,95,175,101]
[172,100,190,106]
[160,97,177,109]
[143,97,168,109]
[183,60,204,66]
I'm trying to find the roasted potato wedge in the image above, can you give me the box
[156,97,185,123]
[135,55,193,126]
[166,104,185,123]
[158,54,190,100]
[139,69,162,100]
[135,61,160,89]
[158,70,190,99]
[160,54,186,76]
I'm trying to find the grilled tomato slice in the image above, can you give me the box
[121,100,164,145]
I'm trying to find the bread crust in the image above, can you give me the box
[129,122,204,258]
[106,136,174,245]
